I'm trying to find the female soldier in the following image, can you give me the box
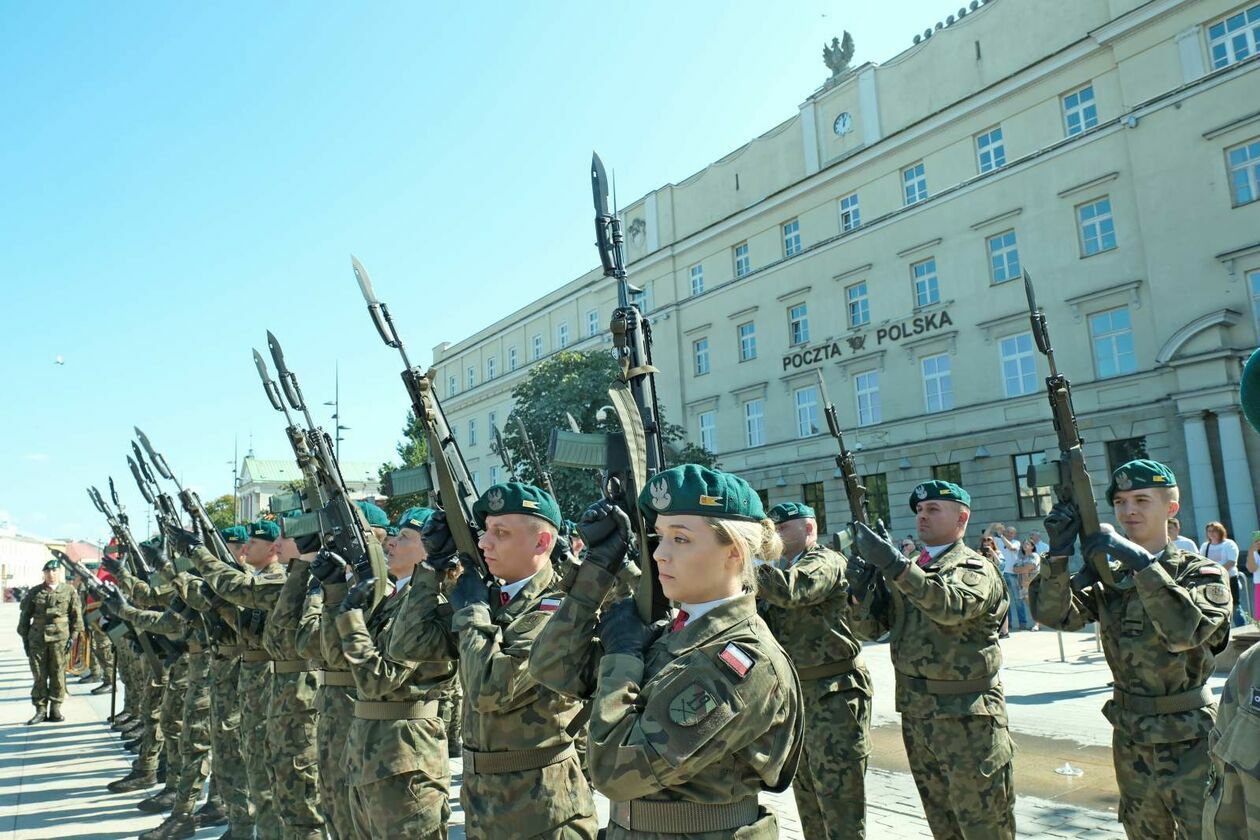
[532,464,802,838]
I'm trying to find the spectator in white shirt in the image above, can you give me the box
[1028,530,1050,557]
[989,524,1031,630]
[1167,517,1199,553]
[1200,521,1246,627]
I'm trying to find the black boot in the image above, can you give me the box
[47,703,64,722]
[91,682,113,695]
[26,707,47,725]
[124,737,142,753]
[138,813,196,840]
[194,796,227,827]
[111,712,133,729]
[137,788,177,813]
[122,722,145,739]
[107,769,157,793]
[76,672,97,684]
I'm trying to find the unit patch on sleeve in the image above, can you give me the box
[668,683,719,727]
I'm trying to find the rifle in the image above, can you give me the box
[351,256,489,582]
[512,413,556,499]
[257,332,389,607]
[1024,272,1114,585]
[815,369,890,609]
[56,548,166,673]
[91,481,156,582]
[134,427,244,573]
[592,152,668,622]
[128,442,182,537]
[491,425,518,478]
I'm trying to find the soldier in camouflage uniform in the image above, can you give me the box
[18,557,83,724]
[760,501,870,840]
[851,479,1015,840]
[532,464,803,838]
[1203,640,1260,838]
[1031,460,1229,839]
[386,482,599,839]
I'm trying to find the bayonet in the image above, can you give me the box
[253,349,286,414]
[135,427,174,483]
[491,425,517,476]
[513,413,556,499]
[128,455,156,506]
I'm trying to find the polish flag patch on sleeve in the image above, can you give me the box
[718,643,754,679]
[538,598,562,613]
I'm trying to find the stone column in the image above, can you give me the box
[1181,413,1220,537]
[1217,409,1258,540]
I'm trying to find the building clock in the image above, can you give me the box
[833,111,853,136]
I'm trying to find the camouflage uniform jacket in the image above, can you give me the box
[588,593,802,837]
[265,557,315,663]
[114,563,169,611]
[192,547,286,652]
[334,571,456,784]
[18,582,83,644]
[850,540,1009,720]
[1204,641,1260,839]
[1029,544,1229,743]
[758,544,870,670]
[181,571,241,650]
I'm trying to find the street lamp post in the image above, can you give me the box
[323,362,350,462]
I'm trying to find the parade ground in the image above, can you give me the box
[2,602,1222,839]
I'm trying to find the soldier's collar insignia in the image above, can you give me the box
[914,484,928,500]
[698,494,723,507]
[650,480,672,511]
[487,489,505,512]
[1116,471,1132,491]
[668,683,718,727]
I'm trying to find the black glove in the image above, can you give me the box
[102,556,123,575]
[294,533,323,555]
[168,527,202,555]
[1081,529,1155,573]
[598,598,651,657]
[578,500,633,574]
[449,569,490,612]
[341,578,376,614]
[1044,502,1081,558]
[310,549,348,585]
[102,585,128,617]
[169,596,196,621]
[425,552,459,574]
[420,510,457,562]
[854,521,911,580]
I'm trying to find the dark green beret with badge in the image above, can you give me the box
[637,464,765,527]
[473,482,562,529]
[768,502,815,524]
[355,500,391,528]
[396,506,435,533]
[908,480,971,512]
[250,519,280,542]
[1106,459,1177,504]
[43,557,62,571]
[220,525,249,544]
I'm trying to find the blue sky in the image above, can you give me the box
[0,0,956,542]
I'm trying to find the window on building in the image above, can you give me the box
[1062,84,1098,136]
[531,334,543,361]
[1106,436,1150,475]
[698,410,716,453]
[788,303,810,345]
[863,473,891,526]
[489,465,499,485]
[802,481,827,534]
[689,263,704,297]
[976,126,1006,173]
[1089,306,1137,378]
[903,162,928,205]
[911,257,940,308]
[839,192,861,232]
[744,399,765,447]
[1000,332,1038,397]
[1208,4,1260,69]
[847,281,870,327]
[855,370,881,426]
[987,229,1021,284]
[1013,452,1053,518]
[1250,270,1260,334]
[467,366,476,389]
[734,242,751,278]
[486,356,497,380]
[693,337,710,376]
[933,462,963,486]
[794,385,820,438]
[783,219,802,257]
[448,374,457,397]
[472,470,479,487]
[1227,137,1260,207]
[558,322,570,349]
[508,346,518,371]
[488,410,497,431]
[587,309,600,337]
[922,353,954,413]
[738,321,757,361]
[468,418,477,446]
[1078,197,1117,256]
[630,282,653,313]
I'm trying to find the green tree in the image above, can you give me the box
[204,494,237,529]
[377,411,431,519]
[503,350,717,519]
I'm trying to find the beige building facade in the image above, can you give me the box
[434,0,1260,545]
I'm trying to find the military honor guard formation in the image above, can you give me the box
[15,156,1260,840]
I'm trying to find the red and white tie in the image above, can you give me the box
[917,549,933,568]
[500,591,511,607]
[669,610,690,633]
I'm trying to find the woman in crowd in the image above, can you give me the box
[1015,539,1040,632]
[1201,521,1247,627]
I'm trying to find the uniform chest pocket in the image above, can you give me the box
[1120,598,1145,638]
[1211,709,1260,778]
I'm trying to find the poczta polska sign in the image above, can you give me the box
[781,309,954,370]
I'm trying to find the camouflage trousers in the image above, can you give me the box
[26,638,69,709]
[239,660,280,839]
[209,654,253,837]
[171,652,212,817]
[315,683,355,840]
[460,753,599,840]
[116,642,138,716]
[793,681,871,840]
[1113,731,1209,839]
[134,665,167,775]
[267,669,323,840]
[159,656,190,791]
[438,681,463,751]
[88,621,114,679]
[902,714,1016,840]
[347,717,450,838]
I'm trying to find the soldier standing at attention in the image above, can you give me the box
[384,482,599,839]
[1031,460,1229,839]
[1202,640,1260,838]
[18,556,84,724]
[760,501,870,840]
[851,480,1015,840]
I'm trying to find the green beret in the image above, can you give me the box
[220,525,249,544]
[43,557,62,572]
[908,480,971,512]
[385,526,400,537]
[768,502,816,524]
[1242,347,1260,433]
[396,506,435,533]
[1106,459,1177,504]
[355,500,391,528]
[473,482,562,529]
[637,464,765,527]
[561,519,579,538]
[249,519,280,542]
